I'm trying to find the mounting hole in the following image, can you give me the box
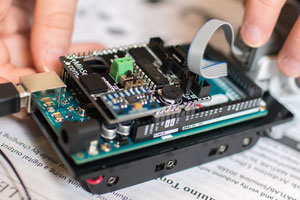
[208,148,218,156]
[61,130,68,144]
[155,163,165,172]
[107,176,119,186]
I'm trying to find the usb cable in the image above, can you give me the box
[0,82,21,117]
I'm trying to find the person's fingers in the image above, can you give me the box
[0,1,33,36]
[31,0,77,73]
[241,0,286,47]
[277,17,300,77]
[69,42,105,54]
[3,33,33,67]
[0,63,36,84]
[0,37,35,84]
[0,36,10,66]
[0,0,12,21]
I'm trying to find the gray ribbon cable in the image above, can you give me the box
[187,19,242,79]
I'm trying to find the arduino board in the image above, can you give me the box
[0,20,293,195]
[30,36,268,165]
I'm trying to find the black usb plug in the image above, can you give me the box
[0,83,20,117]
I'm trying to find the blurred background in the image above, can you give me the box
[72,0,244,53]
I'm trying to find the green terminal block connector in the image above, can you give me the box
[109,57,134,82]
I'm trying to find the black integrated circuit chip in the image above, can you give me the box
[125,95,138,104]
[117,137,130,146]
[79,73,108,94]
[136,59,169,88]
[129,47,154,62]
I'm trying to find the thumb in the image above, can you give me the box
[30,0,77,73]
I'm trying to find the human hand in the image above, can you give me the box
[241,0,300,77]
[0,0,104,84]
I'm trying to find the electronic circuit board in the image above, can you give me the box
[16,17,294,195]
[30,37,267,165]
[32,81,267,164]
[0,17,294,195]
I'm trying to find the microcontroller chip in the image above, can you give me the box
[129,47,154,62]
[80,73,108,94]
[136,59,169,88]
[125,95,138,104]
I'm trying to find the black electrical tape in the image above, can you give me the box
[0,83,20,117]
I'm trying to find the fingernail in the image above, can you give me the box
[43,48,65,72]
[278,56,300,77]
[241,24,264,47]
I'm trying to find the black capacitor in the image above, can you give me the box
[161,85,183,103]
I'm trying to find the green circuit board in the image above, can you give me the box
[32,75,267,165]
[32,90,88,133]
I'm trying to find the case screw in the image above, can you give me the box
[219,145,228,153]
[243,137,252,146]
[107,176,119,186]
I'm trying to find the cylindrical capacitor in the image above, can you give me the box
[101,122,117,140]
[161,85,183,104]
[117,120,133,136]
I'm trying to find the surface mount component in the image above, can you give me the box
[80,73,108,94]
